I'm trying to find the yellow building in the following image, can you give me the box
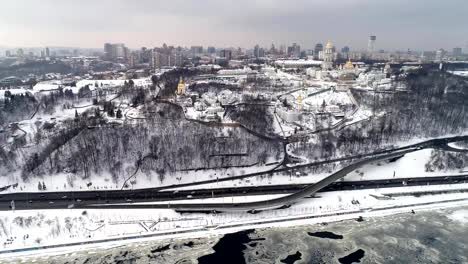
[176,77,185,95]
[297,94,303,105]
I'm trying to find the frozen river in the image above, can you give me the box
[4,206,468,264]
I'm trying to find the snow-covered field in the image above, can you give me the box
[0,182,467,258]
[166,147,466,191]
[31,77,152,94]
[301,90,353,107]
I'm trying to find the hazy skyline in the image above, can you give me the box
[1,0,467,51]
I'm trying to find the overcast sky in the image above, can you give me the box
[0,0,467,51]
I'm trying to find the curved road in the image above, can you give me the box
[84,135,467,211]
[2,135,467,212]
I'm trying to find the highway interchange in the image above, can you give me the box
[1,135,467,212]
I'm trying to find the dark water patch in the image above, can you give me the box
[338,249,365,264]
[150,244,171,254]
[198,229,256,264]
[308,231,343,240]
[280,251,302,264]
[184,241,194,248]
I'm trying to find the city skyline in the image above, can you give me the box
[0,0,467,51]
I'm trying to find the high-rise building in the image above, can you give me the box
[104,43,113,60]
[129,52,137,67]
[207,46,216,54]
[115,44,125,58]
[368,35,376,54]
[254,44,260,58]
[45,47,50,57]
[270,44,277,55]
[40,50,45,58]
[421,51,436,61]
[453,47,462,57]
[341,46,350,53]
[259,48,265,58]
[151,50,169,68]
[103,43,127,61]
[314,43,323,59]
[150,47,184,69]
[140,47,151,63]
[5,51,11,57]
[190,46,203,55]
[220,49,232,61]
[287,43,301,57]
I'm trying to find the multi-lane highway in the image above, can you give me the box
[1,135,467,211]
[2,174,468,210]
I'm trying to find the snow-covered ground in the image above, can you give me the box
[166,147,466,191]
[448,70,468,77]
[0,162,281,193]
[75,78,152,89]
[343,107,374,126]
[343,148,457,181]
[0,182,467,258]
[448,209,468,223]
[32,77,152,94]
[0,88,31,99]
[301,90,353,107]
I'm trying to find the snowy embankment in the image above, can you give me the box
[0,162,281,194]
[0,183,467,258]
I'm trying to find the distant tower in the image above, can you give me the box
[435,49,445,62]
[314,43,323,59]
[254,44,260,58]
[321,41,334,70]
[17,48,24,57]
[453,47,462,57]
[45,47,50,57]
[368,35,376,54]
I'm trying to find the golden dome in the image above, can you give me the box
[176,77,185,95]
[344,59,354,69]
[297,94,303,104]
[325,41,333,49]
